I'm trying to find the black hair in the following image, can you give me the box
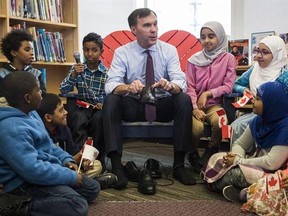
[3,71,37,107]
[37,93,61,120]
[128,8,157,28]
[0,29,33,62]
[82,32,103,50]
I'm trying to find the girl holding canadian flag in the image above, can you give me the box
[202,81,288,215]
[185,21,237,173]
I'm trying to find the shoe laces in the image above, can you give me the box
[143,158,174,186]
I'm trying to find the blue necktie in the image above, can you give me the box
[145,50,156,123]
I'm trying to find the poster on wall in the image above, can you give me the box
[228,39,249,66]
[279,33,288,54]
[251,31,275,64]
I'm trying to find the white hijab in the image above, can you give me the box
[188,21,228,66]
[250,36,288,95]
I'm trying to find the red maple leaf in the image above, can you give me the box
[268,176,278,187]
[220,117,225,126]
[240,97,247,104]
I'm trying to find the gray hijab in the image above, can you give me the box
[188,21,228,66]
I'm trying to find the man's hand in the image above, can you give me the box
[127,80,145,94]
[152,78,177,93]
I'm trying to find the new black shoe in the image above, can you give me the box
[124,161,140,182]
[144,158,162,179]
[95,172,118,189]
[187,151,201,174]
[199,147,219,167]
[138,168,156,195]
[222,185,244,203]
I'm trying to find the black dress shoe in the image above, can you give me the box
[140,86,157,105]
[138,169,156,195]
[187,151,201,174]
[144,158,162,179]
[124,161,140,182]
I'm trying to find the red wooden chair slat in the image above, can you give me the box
[163,30,191,47]
[158,30,178,42]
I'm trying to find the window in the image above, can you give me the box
[136,0,231,38]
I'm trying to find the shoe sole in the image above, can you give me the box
[222,185,242,203]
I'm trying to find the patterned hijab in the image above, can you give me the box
[249,36,288,96]
[250,81,288,149]
[188,21,228,66]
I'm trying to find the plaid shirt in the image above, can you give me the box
[60,61,108,105]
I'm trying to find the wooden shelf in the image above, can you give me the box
[0,0,78,94]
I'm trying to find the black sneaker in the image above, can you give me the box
[95,172,118,189]
[222,185,244,203]
[144,158,162,179]
[199,147,219,167]
[187,151,201,174]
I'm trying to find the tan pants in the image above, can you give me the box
[192,105,222,149]
[84,160,102,178]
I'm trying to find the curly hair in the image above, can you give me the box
[0,30,33,62]
[82,32,103,50]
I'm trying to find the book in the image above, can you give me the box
[228,39,249,66]
[279,33,288,54]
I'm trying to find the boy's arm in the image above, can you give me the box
[59,67,77,94]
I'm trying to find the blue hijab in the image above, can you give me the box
[250,81,288,149]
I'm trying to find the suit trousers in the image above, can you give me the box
[103,93,193,156]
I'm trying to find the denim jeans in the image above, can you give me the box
[10,175,100,216]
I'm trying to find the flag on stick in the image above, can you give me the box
[232,92,254,108]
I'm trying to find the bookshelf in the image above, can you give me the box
[0,0,78,94]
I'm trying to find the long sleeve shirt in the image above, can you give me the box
[60,61,108,105]
[186,52,236,109]
[232,125,288,171]
[105,40,186,97]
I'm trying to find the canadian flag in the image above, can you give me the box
[216,109,228,128]
[77,100,91,108]
[222,125,233,139]
[266,173,281,193]
[232,92,254,108]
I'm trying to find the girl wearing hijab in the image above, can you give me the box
[230,35,288,146]
[202,81,288,205]
[185,21,237,173]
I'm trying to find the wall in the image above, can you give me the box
[79,0,288,44]
[231,0,288,39]
[78,0,135,53]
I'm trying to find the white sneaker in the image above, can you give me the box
[222,185,243,203]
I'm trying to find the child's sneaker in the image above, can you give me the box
[222,185,243,203]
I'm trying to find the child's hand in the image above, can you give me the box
[66,161,78,171]
[193,109,206,121]
[223,152,236,167]
[278,169,288,188]
[93,103,103,110]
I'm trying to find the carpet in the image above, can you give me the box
[88,200,255,216]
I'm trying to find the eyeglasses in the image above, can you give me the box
[253,49,272,56]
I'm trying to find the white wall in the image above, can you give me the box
[79,0,288,45]
[231,0,288,39]
[78,0,135,51]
